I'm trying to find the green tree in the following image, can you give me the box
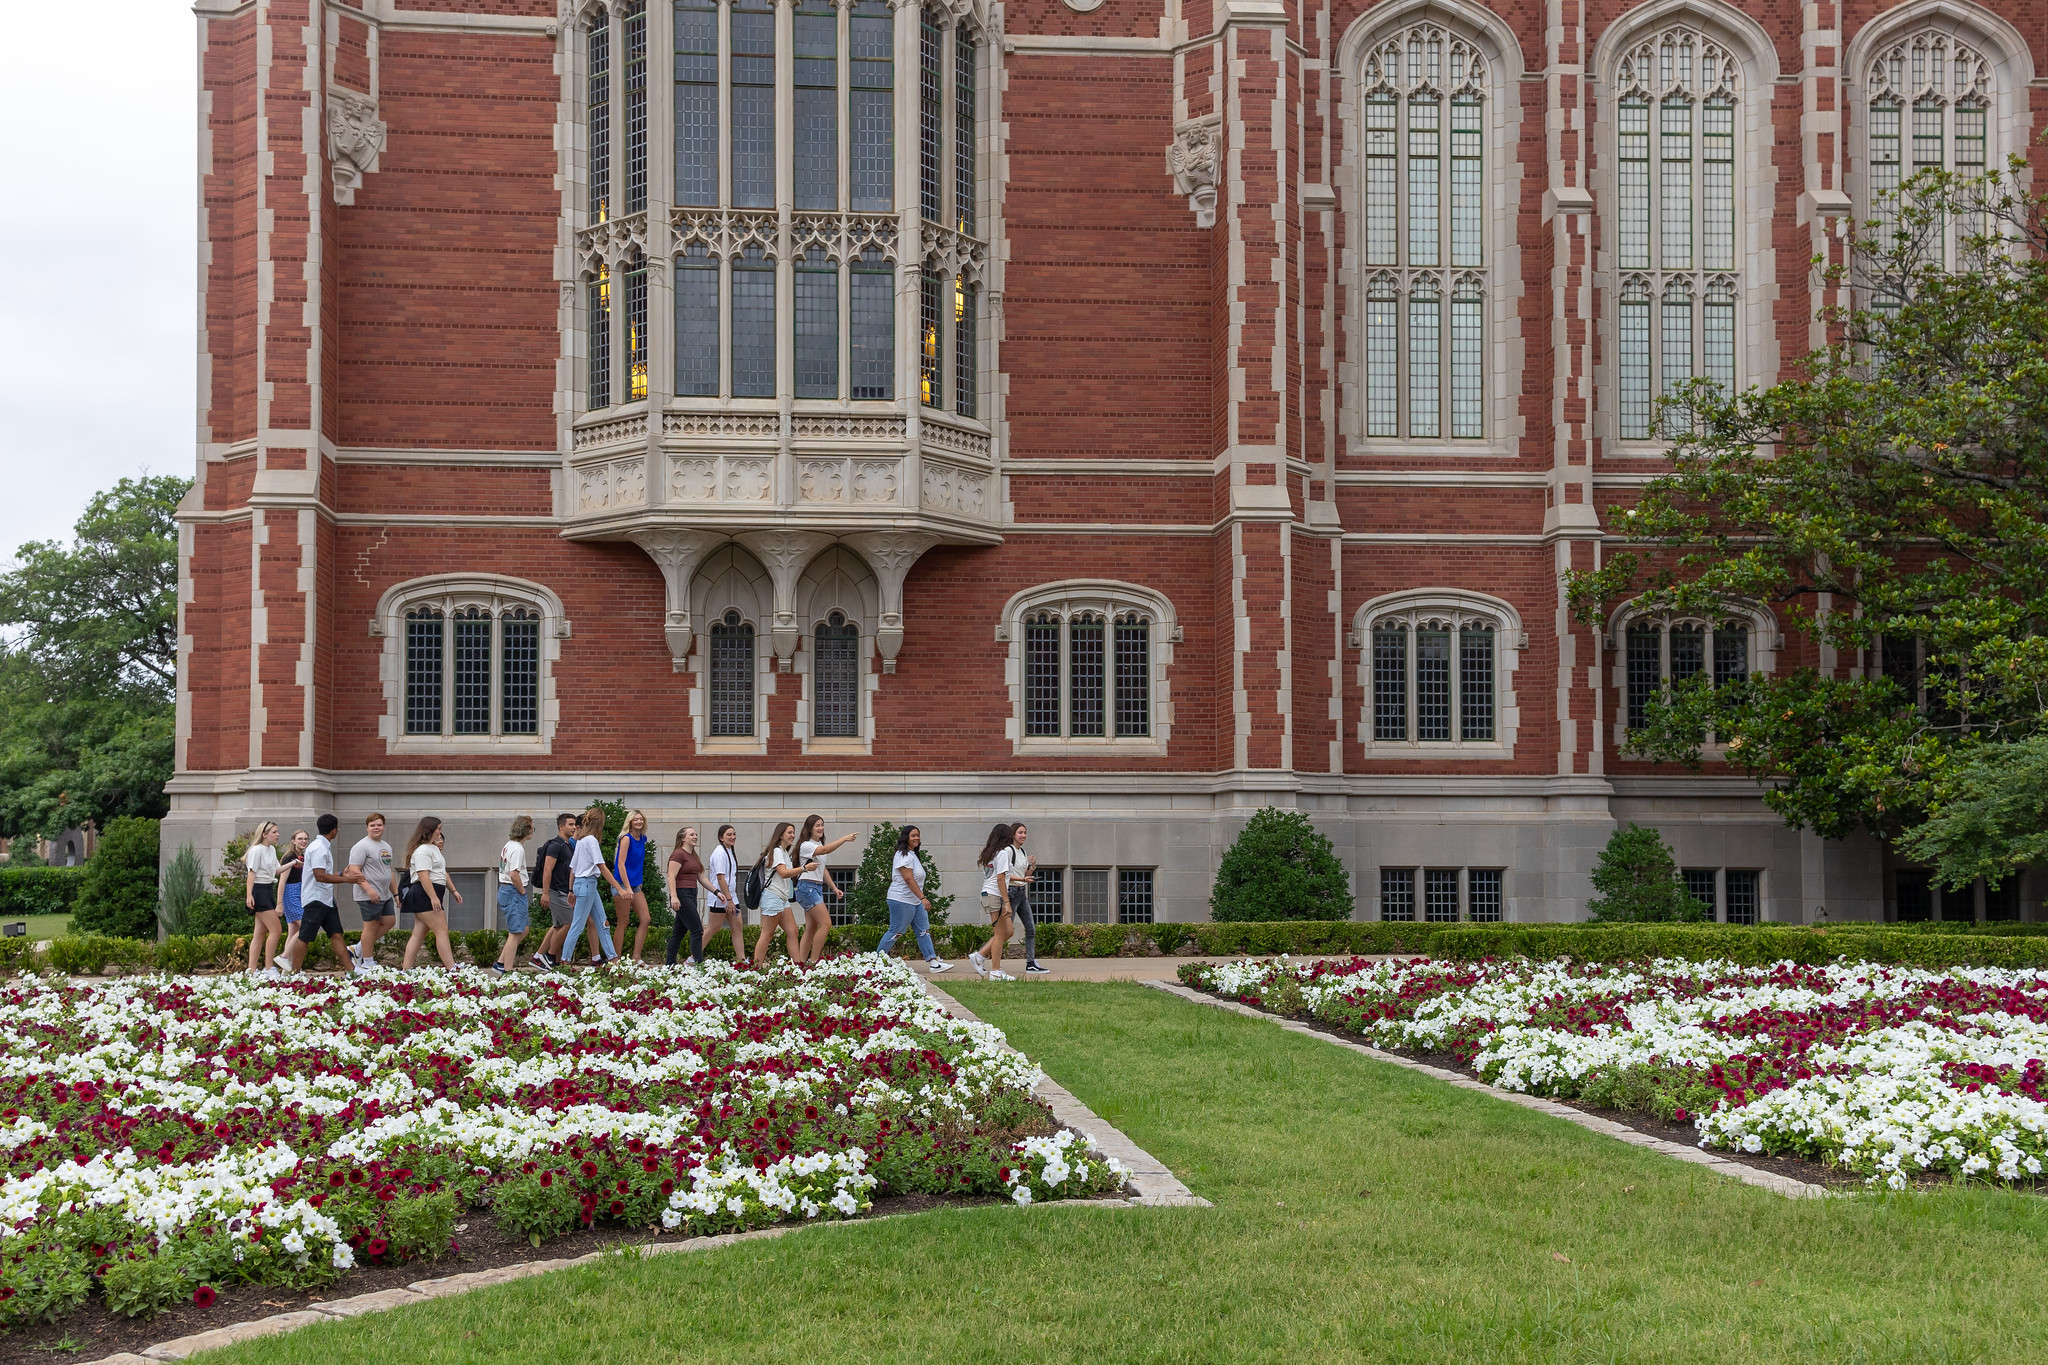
[845,821,951,927]
[1566,164,2048,881]
[1210,807,1354,922]
[71,816,161,939]
[1586,825,1706,924]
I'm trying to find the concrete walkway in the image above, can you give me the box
[914,953,1359,983]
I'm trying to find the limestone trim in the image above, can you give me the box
[793,546,883,754]
[688,544,776,756]
[1350,588,1524,760]
[995,580,1181,757]
[370,575,569,756]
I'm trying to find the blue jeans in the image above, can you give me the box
[878,898,937,960]
[497,883,530,934]
[565,876,616,961]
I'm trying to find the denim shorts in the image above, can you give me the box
[792,880,825,910]
[498,883,529,934]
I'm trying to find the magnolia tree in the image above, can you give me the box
[1567,164,2048,894]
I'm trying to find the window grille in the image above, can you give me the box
[1415,625,1451,741]
[708,610,755,737]
[1626,624,1661,730]
[588,20,611,221]
[501,608,539,735]
[1369,605,1499,746]
[1458,625,1494,741]
[730,247,775,398]
[1613,30,1741,438]
[405,609,444,735]
[1724,870,1759,926]
[826,866,860,925]
[850,1,895,211]
[1669,623,1704,686]
[1713,622,1749,687]
[1682,868,1717,915]
[624,253,648,401]
[1068,615,1106,738]
[588,264,612,408]
[673,0,718,206]
[850,250,895,399]
[919,11,942,223]
[954,279,977,418]
[1894,869,1933,922]
[674,243,719,397]
[919,271,943,406]
[1866,33,1993,264]
[1625,617,1754,731]
[1424,868,1461,922]
[1113,616,1149,737]
[1983,878,2017,922]
[1380,868,1415,921]
[1024,613,1061,737]
[954,33,975,234]
[1373,624,1409,740]
[1118,869,1155,924]
[796,251,839,398]
[813,611,860,738]
[1468,869,1503,922]
[453,608,492,735]
[730,0,775,209]
[1027,867,1064,925]
[1358,25,1488,442]
[794,0,837,210]
[623,3,647,214]
[1072,869,1110,924]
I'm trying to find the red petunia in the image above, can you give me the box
[192,1285,217,1309]
[366,1238,388,1258]
[580,1161,598,1178]
[608,1200,624,1217]
[539,1171,554,1187]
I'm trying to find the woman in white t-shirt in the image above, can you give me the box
[876,825,950,971]
[700,824,746,963]
[970,823,1020,980]
[792,814,857,968]
[400,816,464,970]
[493,815,533,976]
[244,821,285,975]
[750,821,802,969]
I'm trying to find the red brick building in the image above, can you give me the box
[172,0,2045,926]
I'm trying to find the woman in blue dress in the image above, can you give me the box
[611,808,653,961]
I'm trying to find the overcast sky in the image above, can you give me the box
[0,1,195,557]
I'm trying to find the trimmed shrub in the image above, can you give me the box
[463,929,508,965]
[1586,825,1707,923]
[70,817,160,939]
[1210,808,1354,922]
[182,891,252,938]
[0,866,87,918]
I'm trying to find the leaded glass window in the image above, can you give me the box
[850,250,894,400]
[795,250,838,399]
[623,3,648,214]
[1866,32,1993,263]
[954,32,976,234]
[920,271,943,407]
[401,597,546,741]
[851,1,894,211]
[1365,604,1500,747]
[587,263,612,408]
[1069,614,1105,738]
[812,610,859,738]
[1613,29,1741,439]
[731,246,775,398]
[709,609,755,738]
[953,278,976,418]
[1624,616,1752,733]
[674,243,718,397]
[730,0,775,209]
[1020,603,1159,743]
[453,607,492,735]
[1357,25,1488,442]
[501,608,539,735]
[673,0,717,206]
[1113,615,1149,738]
[624,253,648,401]
[919,11,942,223]
[794,0,837,211]
[588,21,612,221]
[405,608,444,736]
[1024,613,1061,738]
[1373,623,1408,740]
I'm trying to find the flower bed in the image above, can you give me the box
[0,958,1125,1327]
[1182,955,2048,1190]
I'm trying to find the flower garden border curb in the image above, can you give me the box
[920,982,1211,1209]
[1141,980,1830,1202]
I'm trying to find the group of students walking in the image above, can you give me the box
[239,808,1050,978]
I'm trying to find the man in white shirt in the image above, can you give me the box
[284,814,362,973]
[346,814,396,967]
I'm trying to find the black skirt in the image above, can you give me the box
[251,883,277,913]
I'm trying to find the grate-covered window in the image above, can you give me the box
[674,243,718,397]
[673,0,718,206]
[1983,878,2016,922]
[919,271,943,406]
[624,253,648,401]
[1024,613,1061,737]
[405,608,444,735]
[827,866,861,925]
[623,3,647,214]
[1724,869,1759,925]
[1072,869,1110,924]
[588,20,612,220]
[1380,868,1415,922]
[850,250,894,400]
[1468,868,1503,922]
[954,33,976,234]
[453,608,492,735]
[1415,625,1451,741]
[794,0,837,211]
[1373,623,1408,740]
[1114,615,1149,737]
[1895,868,1934,922]
[588,264,612,408]
[730,0,775,209]
[730,247,775,398]
[1027,867,1064,925]
[708,610,755,738]
[1118,869,1155,924]
[954,278,976,418]
[501,608,539,735]
[812,611,860,738]
[1068,615,1106,738]
[851,1,894,211]
[795,250,839,399]
[1683,868,1717,915]
[919,10,942,223]
[1424,868,1461,922]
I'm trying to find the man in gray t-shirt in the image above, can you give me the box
[347,814,397,965]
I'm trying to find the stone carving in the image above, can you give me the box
[920,225,987,280]
[845,531,940,673]
[664,412,779,439]
[1061,0,1106,10]
[571,415,647,451]
[668,456,718,501]
[798,460,846,504]
[1168,117,1222,229]
[629,528,724,669]
[575,458,645,513]
[327,89,386,206]
[792,415,905,441]
[921,418,992,459]
[724,458,773,502]
[576,211,649,268]
[735,530,833,664]
[851,461,899,503]
[922,464,990,518]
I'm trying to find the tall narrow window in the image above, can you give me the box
[1072,869,1109,924]
[1357,27,1490,442]
[674,243,719,397]
[587,263,612,408]
[1865,33,1994,266]
[850,249,894,399]
[1027,868,1064,925]
[919,271,942,406]
[1068,615,1106,738]
[1373,623,1408,740]
[795,250,839,399]
[1380,868,1415,921]
[954,33,976,234]
[405,608,444,735]
[588,20,612,221]
[1469,869,1504,922]
[1612,30,1740,440]
[1117,869,1155,925]
[730,0,775,209]
[1416,624,1451,741]
[1024,613,1060,737]
[453,608,492,735]
[673,0,718,206]
[1459,625,1494,741]
[500,608,539,735]
[851,1,894,211]
[708,610,755,738]
[1724,870,1760,925]
[730,246,775,398]
[1114,615,1149,737]
[1625,623,1661,730]
[919,11,942,224]
[624,253,648,401]
[623,3,648,214]
[954,278,977,418]
[1424,869,1461,922]
[794,0,837,210]
[1713,621,1749,686]
[813,611,860,738]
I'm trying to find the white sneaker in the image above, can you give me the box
[969,950,988,978]
[989,970,1015,981]
[926,959,953,973]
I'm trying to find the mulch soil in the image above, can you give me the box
[1183,983,2048,1198]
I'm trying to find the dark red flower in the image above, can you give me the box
[192,1285,217,1309]
[366,1238,388,1258]
[539,1171,554,1187]
[608,1200,624,1217]
[642,1157,659,1173]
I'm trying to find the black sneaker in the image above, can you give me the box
[1024,963,1051,975]
[491,963,508,977]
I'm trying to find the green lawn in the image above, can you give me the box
[202,982,2048,1364]
[9,913,70,941]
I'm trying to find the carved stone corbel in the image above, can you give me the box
[629,529,726,671]
[734,530,833,669]
[846,531,940,673]
[327,89,387,206]
[1167,116,1223,230]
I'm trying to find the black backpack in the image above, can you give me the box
[529,842,548,891]
[742,857,768,911]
